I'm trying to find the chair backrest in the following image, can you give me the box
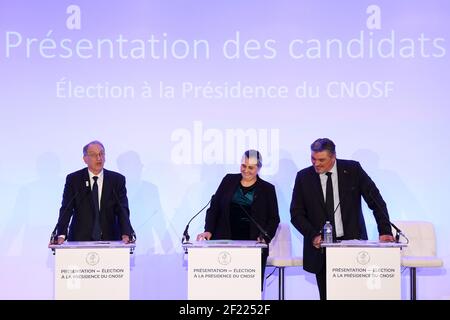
[268,223,292,258]
[393,221,438,257]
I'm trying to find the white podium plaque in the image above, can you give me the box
[49,241,135,300]
[183,240,267,300]
[323,240,406,300]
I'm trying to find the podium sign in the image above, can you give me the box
[183,240,266,300]
[323,241,406,300]
[50,241,135,300]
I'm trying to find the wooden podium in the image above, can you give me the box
[182,240,267,300]
[322,240,406,300]
[49,241,135,300]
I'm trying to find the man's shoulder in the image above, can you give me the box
[337,159,361,170]
[297,166,315,177]
[104,168,125,180]
[66,168,87,179]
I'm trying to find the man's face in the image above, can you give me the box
[83,143,105,174]
[311,150,335,174]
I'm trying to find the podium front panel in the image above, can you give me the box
[326,247,401,300]
[54,247,130,300]
[187,247,261,300]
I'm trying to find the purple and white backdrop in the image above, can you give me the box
[0,0,448,299]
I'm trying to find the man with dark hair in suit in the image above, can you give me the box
[290,138,394,300]
[54,140,134,244]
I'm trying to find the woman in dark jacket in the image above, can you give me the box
[197,150,280,287]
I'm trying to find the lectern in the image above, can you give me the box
[49,241,135,300]
[322,240,406,300]
[182,240,267,300]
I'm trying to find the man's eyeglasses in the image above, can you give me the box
[86,152,105,159]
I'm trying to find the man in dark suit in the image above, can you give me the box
[290,138,394,300]
[54,140,134,244]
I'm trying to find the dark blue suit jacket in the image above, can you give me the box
[57,168,133,241]
[290,159,392,274]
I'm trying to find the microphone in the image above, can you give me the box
[368,189,404,243]
[112,188,136,243]
[238,203,272,243]
[333,202,341,215]
[50,187,90,244]
[182,195,214,244]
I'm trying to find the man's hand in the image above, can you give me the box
[56,236,65,245]
[312,235,322,249]
[379,234,395,242]
[196,232,212,241]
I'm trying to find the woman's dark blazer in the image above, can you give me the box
[204,173,280,243]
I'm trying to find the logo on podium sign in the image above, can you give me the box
[356,251,370,265]
[218,251,231,265]
[86,252,100,266]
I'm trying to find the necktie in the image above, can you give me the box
[325,172,334,222]
[91,176,101,240]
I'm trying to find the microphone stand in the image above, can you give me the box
[182,196,213,245]
[112,189,136,244]
[238,203,272,243]
[368,189,405,243]
[49,190,81,245]
[49,187,90,250]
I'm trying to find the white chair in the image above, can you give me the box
[266,223,303,300]
[393,221,443,300]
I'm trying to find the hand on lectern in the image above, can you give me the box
[49,236,65,246]
[312,235,322,249]
[196,232,212,241]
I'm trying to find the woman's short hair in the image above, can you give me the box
[243,149,262,168]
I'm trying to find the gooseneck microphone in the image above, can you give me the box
[368,189,405,243]
[49,187,90,244]
[238,203,272,243]
[112,188,136,243]
[182,195,214,244]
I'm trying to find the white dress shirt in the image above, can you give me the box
[319,161,344,237]
[88,169,104,210]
